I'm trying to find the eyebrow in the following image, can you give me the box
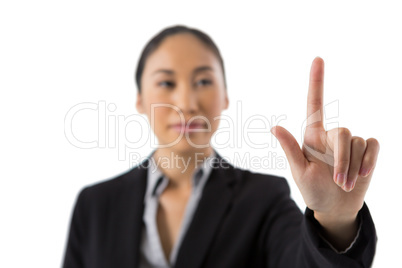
[152,65,214,76]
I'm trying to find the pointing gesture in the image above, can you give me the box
[271,57,380,250]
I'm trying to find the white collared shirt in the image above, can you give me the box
[139,150,217,268]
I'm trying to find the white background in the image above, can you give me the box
[1,1,401,267]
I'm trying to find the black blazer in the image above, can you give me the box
[62,151,377,268]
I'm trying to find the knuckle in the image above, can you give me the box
[352,137,366,148]
[309,99,323,106]
[338,127,352,138]
[367,137,380,150]
[364,155,374,164]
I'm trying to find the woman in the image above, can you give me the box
[62,25,379,268]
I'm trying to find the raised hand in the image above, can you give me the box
[271,57,380,249]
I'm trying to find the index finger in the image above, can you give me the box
[306,56,325,130]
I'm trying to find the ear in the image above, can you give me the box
[223,90,229,110]
[135,92,144,114]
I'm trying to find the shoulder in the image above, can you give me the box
[213,154,290,191]
[76,160,148,204]
[229,164,292,202]
[232,163,290,190]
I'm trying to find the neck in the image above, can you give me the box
[151,147,215,189]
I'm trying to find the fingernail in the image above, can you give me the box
[344,180,355,192]
[336,173,347,186]
[359,168,370,177]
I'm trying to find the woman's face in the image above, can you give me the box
[136,33,229,154]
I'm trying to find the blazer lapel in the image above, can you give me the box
[174,152,241,268]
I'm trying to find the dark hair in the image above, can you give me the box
[134,25,227,94]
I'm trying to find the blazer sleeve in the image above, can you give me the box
[263,178,377,268]
[62,187,89,268]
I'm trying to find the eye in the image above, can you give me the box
[196,79,212,87]
[158,81,175,88]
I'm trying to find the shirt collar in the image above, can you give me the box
[145,149,217,199]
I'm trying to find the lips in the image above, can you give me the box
[186,123,206,129]
[170,121,207,132]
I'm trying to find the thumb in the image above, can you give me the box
[271,126,307,174]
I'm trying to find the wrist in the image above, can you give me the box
[313,210,359,251]
[314,210,358,227]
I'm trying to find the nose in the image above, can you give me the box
[173,85,199,115]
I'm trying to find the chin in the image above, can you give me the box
[160,138,211,153]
